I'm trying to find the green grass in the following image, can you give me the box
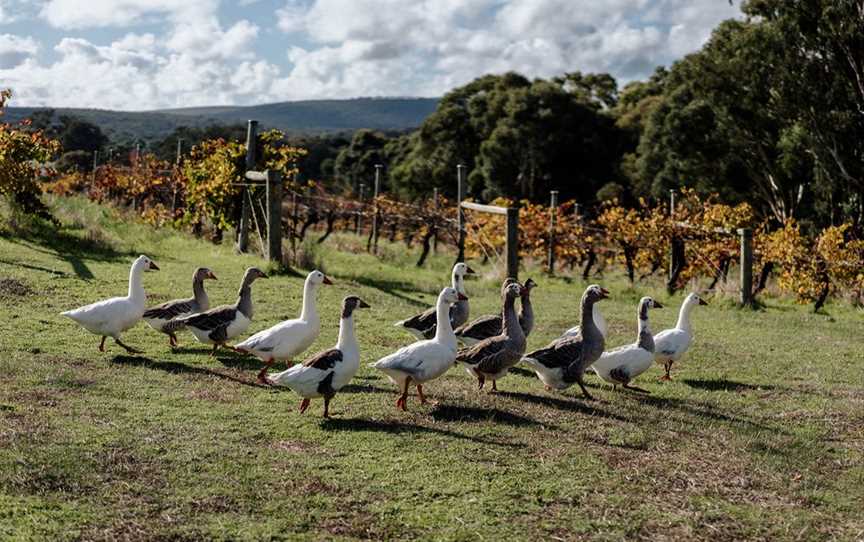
[1,196,862,541]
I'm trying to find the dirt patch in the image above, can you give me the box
[269,440,319,454]
[0,277,34,297]
[185,386,239,403]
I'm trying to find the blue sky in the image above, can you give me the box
[0,0,742,110]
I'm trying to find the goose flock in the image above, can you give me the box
[62,254,708,417]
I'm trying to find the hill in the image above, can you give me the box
[3,97,440,141]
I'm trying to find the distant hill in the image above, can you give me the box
[4,97,440,141]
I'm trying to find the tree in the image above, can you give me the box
[332,129,389,194]
[58,116,108,154]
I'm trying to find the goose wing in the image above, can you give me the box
[455,315,501,342]
[179,305,236,331]
[144,297,195,320]
[524,336,584,369]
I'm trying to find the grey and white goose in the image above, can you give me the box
[396,262,474,339]
[177,267,267,355]
[455,278,536,346]
[455,282,527,392]
[592,297,663,393]
[143,267,217,347]
[266,296,370,418]
[522,285,609,399]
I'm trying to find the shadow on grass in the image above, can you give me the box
[494,390,631,423]
[341,383,394,395]
[342,275,430,308]
[320,417,520,448]
[507,367,537,379]
[682,378,775,393]
[637,395,786,434]
[111,355,266,389]
[428,404,545,427]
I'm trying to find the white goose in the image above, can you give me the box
[592,297,663,393]
[266,295,369,417]
[654,292,708,380]
[178,267,267,355]
[395,262,474,339]
[561,304,608,339]
[234,269,333,383]
[61,255,159,353]
[371,287,466,411]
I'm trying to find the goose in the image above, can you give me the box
[654,292,708,381]
[371,287,466,411]
[61,255,159,353]
[177,267,267,356]
[522,285,608,399]
[143,267,217,347]
[235,270,333,383]
[592,297,663,393]
[266,296,370,418]
[395,262,474,339]
[455,278,536,346]
[456,281,527,391]
[561,303,607,339]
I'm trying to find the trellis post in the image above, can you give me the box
[266,170,283,264]
[433,187,439,253]
[357,183,366,235]
[738,228,753,307]
[506,207,519,279]
[175,138,183,165]
[456,164,466,262]
[547,190,559,274]
[668,189,676,281]
[237,120,257,253]
[371,164,383,253]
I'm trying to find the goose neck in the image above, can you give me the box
[502,294,523,340]
[336,315,357,352]
[636,310,654,352]
[433,296,456,344]
[676,302,694,332]
[299,280,318,322]
[193,276,208,308]
[128,261,146,302]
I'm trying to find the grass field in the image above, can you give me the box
[1,196,862,541]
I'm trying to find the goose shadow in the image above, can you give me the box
[427,404,544,427]
[341,383,394,395]
[111,355,267,389]
[507,367,537,379]
[342,275,431,308]
[493,390,631,423]
[319,417,520,448]
[682,378,776,393]
[636,394,787,434]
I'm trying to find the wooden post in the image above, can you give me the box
[738,228,753,307]
[669,189,677,281]
[291,190,298,259]
[456,164,466,262]
[506,207,519,280]
[134,143,140,166]
[433,187,439,253]
[266,170,283,264]
[547,190,558,274]
[371,164,382,253]
[238,120,258,253]
[357,183,366,235]
[574,203,582,218]
[175,138,183,165]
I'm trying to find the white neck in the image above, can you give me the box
[127,261,146,302]
[676,301,695,331]
[433,295,457,345]
[336,314,357,353]
[452,271,466,295]
[299,280,319,322]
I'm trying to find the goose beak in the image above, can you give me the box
[600,288,610,298]
[358,299,371,309]
[465,266,476,275]
[323,276,334,285]
[699,298,709,306]
[207,271,218,280]
[457,293,469,301]
[149,262,160,271]
[653,301,664,309]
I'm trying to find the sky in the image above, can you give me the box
[0,0,742,111]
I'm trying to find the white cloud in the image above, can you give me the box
[0,33,38,69]
[39,0,218,29]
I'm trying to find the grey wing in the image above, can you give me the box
[143,298,194,320]
[180,306,236,331]
[609,366,630,384]
[526,336,584,369]
[457,337,509,373]
[303,348,343,370]
[456,315,502,341]
[402,306,436,330]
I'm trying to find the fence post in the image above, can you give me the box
[175,138,183,165]
[371,164,382,254]
[357,183,366,235]
[457,164,466,262]
[91,150,98,183]
[238,120,258,253]
[738,228,753,307]
[547,190,559,274]
[266,170,283,264]
[433,187,439,253]
[668,189,677,282]
[506,207,519,280]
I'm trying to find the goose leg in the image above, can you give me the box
[576,376,594,400]
[623,384,651,394]
[209,344,219,357]
[114,338,142,354]
[660,361,673,381]
[477,374,485,390]
[99,336,106,352]
[323,395,333,418]
[396,377,411,411]
[491,380,498,392]
[169,333,178,348]
[417,384,436,405]
[299,398,311,414]
[257,359,274,384]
